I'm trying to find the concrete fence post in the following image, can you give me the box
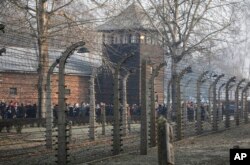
[121,68,135,136]
[101,102,106,135]
[112,66,122,155]
[167,79,172,121]
[235,79,245,126]
[46,58,60,149]
[140,59,148,155]
[112,54,134,155]
[196,71,209,135]
[89,69,97,140]
[218,83,225,122]
[225,76,236,128]
[148,62,166,147]
[57,41,85,164]
[176,66,192,141]
[242,82,250,124]
[157,116,174,165]
[212,74,224,131]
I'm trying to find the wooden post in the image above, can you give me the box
[157,116,174,165]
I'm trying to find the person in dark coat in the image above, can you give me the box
[16,103,25,118]
[0,101,6,119]
[25,103,33,118]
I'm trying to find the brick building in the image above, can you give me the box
[96,3,165,105]
[0,47,100,105]
[0,3,164,107]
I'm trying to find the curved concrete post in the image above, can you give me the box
[218,83,225,121]
[242,82,250,124]
[212,74,224,131]
[225,76,236,128]
[176,66,192,141]
[89,68,98,140]
[121,68,136,136]
[167,78,172,120]
[45,58,60,149]
[148,62,166,147]
[57,41,85,164]
[196,71,209,135]
[112,54,134,155]
[183,78,192,133]
[235,79,245,126]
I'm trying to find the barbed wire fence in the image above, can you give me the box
[0,21,250,165]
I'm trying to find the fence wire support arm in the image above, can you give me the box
[45,57,60,149]
[57,41,85,165]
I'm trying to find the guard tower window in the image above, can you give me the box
[131,34,138,43]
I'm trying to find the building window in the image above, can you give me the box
[9,88,17,95]
[65,88,71,95]
[146,35,152,44]
[131,35,136,43]
[114,34,121,44]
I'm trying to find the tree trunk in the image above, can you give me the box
[37,0,49,119]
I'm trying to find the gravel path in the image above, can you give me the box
[89,123,250,165]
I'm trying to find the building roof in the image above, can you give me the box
[0,46,102,75]
[97,3,154,32]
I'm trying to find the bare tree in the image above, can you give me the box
[136,0,243,124]
[3,0,101,118]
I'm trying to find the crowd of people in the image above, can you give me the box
[0,100,219,123]
[52,102,143,119]
[0,100,37,119]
